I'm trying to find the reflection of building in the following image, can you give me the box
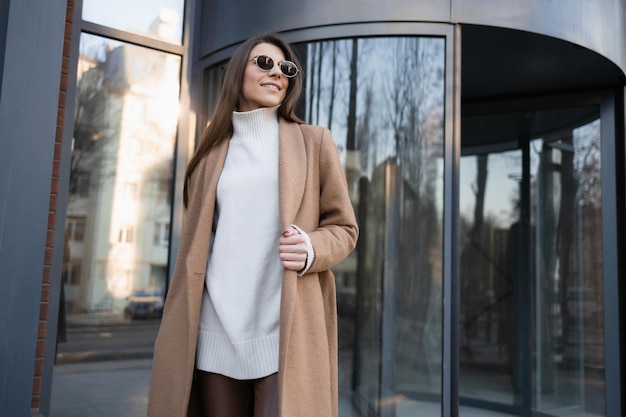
[148,8,180,43]
[2,1,626,417]
[65,44,179,312]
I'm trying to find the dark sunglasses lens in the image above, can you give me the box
[280,61,298,77]
[256,55,274,71]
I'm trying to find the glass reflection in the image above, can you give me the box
[298,36,445,417]
[531,120,605,416]
[63,33,180,314]
[459,149,522,407]
[459,107,605,417]
[82,0,185,44]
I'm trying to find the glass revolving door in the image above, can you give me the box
[459,101,606,417]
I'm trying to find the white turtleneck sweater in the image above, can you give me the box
[196,106,284,379]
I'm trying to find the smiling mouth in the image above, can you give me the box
[261,84,280,91]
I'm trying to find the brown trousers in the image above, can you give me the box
[196,371,278,417]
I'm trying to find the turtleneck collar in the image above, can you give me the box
[231,106,280,142]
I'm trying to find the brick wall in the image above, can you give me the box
[31,0,75,410]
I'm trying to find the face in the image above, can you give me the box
[238,43,290,112]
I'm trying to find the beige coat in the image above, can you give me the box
[147,119,359,417]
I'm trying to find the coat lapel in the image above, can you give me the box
[278,119,307,229]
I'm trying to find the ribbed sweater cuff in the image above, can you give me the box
[290,224,315,276]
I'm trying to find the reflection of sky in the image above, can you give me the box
[459,120,601,228]
[460,151,521,228]
[82,0,184,41]
[306,38,445,167]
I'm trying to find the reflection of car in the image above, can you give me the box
[124,288,164,320]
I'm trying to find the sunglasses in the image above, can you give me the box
[250,55,299,78]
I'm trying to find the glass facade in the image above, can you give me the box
[1,0,623,416]
[459,105,605,417]
[46,4,619,416]
[52,0,186,411]
[295,36,446,416]
[63,33,180,314]
[202,35,616,417]
[82,0,185,44]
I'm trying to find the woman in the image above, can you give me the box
[147,33,358,417]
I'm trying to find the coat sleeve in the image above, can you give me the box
[306,127,359,273]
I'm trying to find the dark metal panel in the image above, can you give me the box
[453,0,626,77]
[442,24,460,417]
[199,0,450,58]
[38,0,84,414]
[198,0,626,80]
[81,21,184,55]
[461,25,625,102]
[600,91,623,417]
[0,0,67,415]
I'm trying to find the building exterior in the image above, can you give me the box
[0,0,624,416]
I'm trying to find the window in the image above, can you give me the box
[117,226,134,243]
[82,0,185,44]
[123,182,138,199]
[66,32,180,305]
[153,222,170,246]
[66,216,86,242]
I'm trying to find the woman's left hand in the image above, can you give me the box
[279,227,307,271]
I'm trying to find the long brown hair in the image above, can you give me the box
[183,33,304,206]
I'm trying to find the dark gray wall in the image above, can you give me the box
[0,0,9,97]
[199,0,626,77]
[0,0,67,415]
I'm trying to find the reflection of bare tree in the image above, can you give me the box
[346,39,358,151]
[303,37,446,397]
[327,42,338,130]
[572,122,604,369]
[576,123,601,205]
[382,47,446,373]
[472,155,488,237]
[356,87,373,174]
[314,43,322,125]
[72,59,109,197]
[557,134,575,353]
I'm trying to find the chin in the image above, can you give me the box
[262,100,283,108]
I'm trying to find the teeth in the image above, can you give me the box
[262,84,279,91]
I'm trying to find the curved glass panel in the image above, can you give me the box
[296,36,446,417]
[82,0,185,44]
[531,119,605,417]
[459,105,605,417]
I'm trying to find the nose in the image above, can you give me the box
[268,62,282,77]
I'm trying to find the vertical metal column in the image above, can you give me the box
[0,0,67,415]
[380,160,399,417]
[519,128,532,417]
[442,24,461,417]
[600,92,623,417]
